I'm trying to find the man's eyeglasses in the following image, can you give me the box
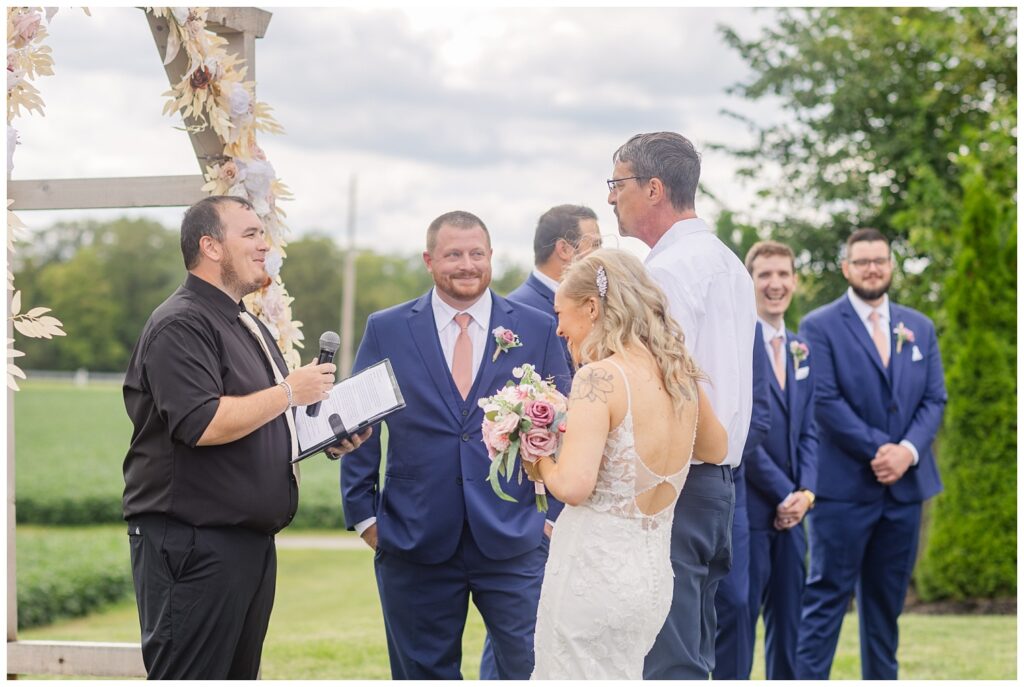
[606,176,646,192]
[848,257,891,269]
[573,234,603,251]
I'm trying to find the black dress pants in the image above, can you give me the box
[127,514,277,679]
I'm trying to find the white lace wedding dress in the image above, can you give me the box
[532,360,696,680]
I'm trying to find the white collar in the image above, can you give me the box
[645,217,711,263]
[431,287,492,333]
[758,317,787,342]
[846,287,890,323]
[531,269,559,295]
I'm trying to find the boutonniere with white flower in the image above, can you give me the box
[893,322,915,354]
[790,340,809,368]
[491,326,523,362]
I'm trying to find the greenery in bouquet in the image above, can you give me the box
[478,364,567,512]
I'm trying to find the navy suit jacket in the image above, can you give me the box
[341,290,571,565]
[745,326,819,530]
[743,322,773,459]
[506,273,574,374]
[798,295,946,504]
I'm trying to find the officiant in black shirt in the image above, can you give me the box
[122,196,369,679]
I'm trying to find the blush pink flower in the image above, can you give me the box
[14,11,42,45]
[524,400,555,429]
[520,427,558,463]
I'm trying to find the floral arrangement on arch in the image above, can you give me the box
[6,7,69,390]
[147,7,304,369]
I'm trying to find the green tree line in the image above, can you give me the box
[11,218,527,373]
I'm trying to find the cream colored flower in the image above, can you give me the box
[265,248,283,277]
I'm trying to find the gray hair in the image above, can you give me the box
[613,132,701,211]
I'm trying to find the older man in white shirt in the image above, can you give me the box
[608,132,756,680]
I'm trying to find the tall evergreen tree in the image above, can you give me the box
[915,127,1017,600]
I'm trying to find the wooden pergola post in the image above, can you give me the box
[6,8,271,677]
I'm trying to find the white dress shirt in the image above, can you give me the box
[845,288,918,465]
[645,218,757,467]
[431,287,492,385]
[531,268,559,295]
[354,289,493,536]
[847,288,891,362]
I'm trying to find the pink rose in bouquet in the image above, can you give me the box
[479,364,567,511]
[520,427,559,462]
[524,399,555,428]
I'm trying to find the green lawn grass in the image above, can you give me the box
[15,381,131,523]
[18,531,1016,680]
[14,379,349,528]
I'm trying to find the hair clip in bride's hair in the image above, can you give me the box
[595,265,608,299]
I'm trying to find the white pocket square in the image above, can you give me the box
[911,345,923,362]
[795,366,810,380]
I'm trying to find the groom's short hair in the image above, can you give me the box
[426,210,490,253]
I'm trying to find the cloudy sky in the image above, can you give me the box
[10,6,785,268]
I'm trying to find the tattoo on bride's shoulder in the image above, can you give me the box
[570,367,614,403]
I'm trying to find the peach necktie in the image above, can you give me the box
[452,313,473,399]
[770,335,786,390]
[868,310,889,367]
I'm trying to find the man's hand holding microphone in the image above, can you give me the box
[284,331,372,460]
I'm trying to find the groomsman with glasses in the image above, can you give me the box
[796,228,946,679]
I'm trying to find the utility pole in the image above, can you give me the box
[339,174,357,375]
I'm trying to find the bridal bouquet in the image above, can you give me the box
[478,364,567,512]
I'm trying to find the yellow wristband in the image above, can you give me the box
[801,489,816,509]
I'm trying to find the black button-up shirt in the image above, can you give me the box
[122,273,298,533]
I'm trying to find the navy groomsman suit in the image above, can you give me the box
[796,291,946,679]
[507,272,575,376]
[713,322,771,679]
[341,289,570,679]
[745,323,818,679]
[477,273,567,679]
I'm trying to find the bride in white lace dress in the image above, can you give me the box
[524,249,728,680]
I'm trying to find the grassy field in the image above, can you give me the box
[15,525,132,629]
[17,532,1017,680]
[14,380,349,528]
[11,380,1017,679]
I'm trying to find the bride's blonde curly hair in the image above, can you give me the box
[560,248,705,413]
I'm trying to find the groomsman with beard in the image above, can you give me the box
[341,211,571,679]
[479,203,601,679]
[796,228,946,679]
[741,240,819,679]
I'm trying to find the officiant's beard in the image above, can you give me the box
[221,252,267,299]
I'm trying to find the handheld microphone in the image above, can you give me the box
[306,331,341,417]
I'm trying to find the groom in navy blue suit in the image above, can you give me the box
[341,211,571,679]
[796,228,946,680]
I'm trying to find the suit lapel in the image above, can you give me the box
[889,304,908,391]
[839,298,890,386]
[784,335,798,415]
[472,292,518,401]
[407,292,462,422]
[527,273,555,307]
